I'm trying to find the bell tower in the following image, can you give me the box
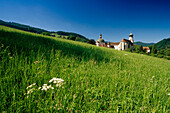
[100,34,102,39]
[129,33,134,43]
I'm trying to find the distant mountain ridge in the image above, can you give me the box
[0,20,48,33]
[134,41,155,47]
[0,19,169,47]
[134,38,170,50]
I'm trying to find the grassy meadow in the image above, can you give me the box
[0,25,170,112]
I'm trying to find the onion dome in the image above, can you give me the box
[129,33,133,36]
[97,38,105,42]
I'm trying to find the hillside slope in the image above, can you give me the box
[0,25,169,112]
[0,19,48,33]
[156,38,170,50]
[0,19,89,42]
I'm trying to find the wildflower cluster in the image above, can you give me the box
[38,84,54,91]
[26,83,36,89]
[25,78,64,97]
[49,77,64,87]
[26,83,36,95]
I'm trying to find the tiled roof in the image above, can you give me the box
[143,47,150,50]
[111,42,120,45]
[120,38,131,42]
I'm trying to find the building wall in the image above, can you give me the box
[114,45,119,50]
[96,42,100,46]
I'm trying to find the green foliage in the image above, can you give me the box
[134,45,143,53]
[157,49,165,55]
[0,25,170,112]
[69,35,76,41]
[152,44,157,54]
[75,37,80,41]
[88,39,96,45]
[126,47,133,52]
[166,49,170,56]
[155,38,170,50]
[56,31,89,42]
[134,41,154,46]
[42,32,50,36]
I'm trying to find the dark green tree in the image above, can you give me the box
[148,46,153,53]
[69,35,76,41]
[166,49,170,56]
[136,45,143,53]
[75,37,80,41]
[88,39,96,45]
[152,44,157,54]
[159,49,165,55]
[42,32,50,36]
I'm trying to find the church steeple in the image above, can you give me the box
[99,34,102,39]
[129,33,134,43]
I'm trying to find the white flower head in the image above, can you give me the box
[168,93,170,96]
[41,84,54,91]
[26,83,36,89]
[41,87,47,91]
[27,88,35,94]
[49,77,64,84]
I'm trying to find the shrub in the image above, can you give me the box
[166,49,170,56]
[152,44,157,54]
[69,35,76,41]
[42,32,50,36]
[88,39,96,45]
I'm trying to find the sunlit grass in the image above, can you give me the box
[0,25,170,112]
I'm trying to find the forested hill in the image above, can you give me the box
[0,19,89,42]
[156,38,170,50]
[51,31,89,42]
[134,38,170,50]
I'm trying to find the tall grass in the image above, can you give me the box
[0,25,169,112]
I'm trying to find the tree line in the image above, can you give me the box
[127,44,170,60]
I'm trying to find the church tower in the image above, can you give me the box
[99,34,102,39]
[129,33,134,43]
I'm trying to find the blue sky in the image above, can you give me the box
[0,0,170,43]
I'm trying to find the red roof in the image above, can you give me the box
[111,42,120,45]
[143,47,150,50]
[120,38,131,43]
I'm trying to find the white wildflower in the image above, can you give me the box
[38,87,41,90]
[41,84,48,91]
[27,88,35,94]
[168,93,170,96]
[41,84,54,91]
[43,84,47,86]
[49,77,64,84]
[26,83,36,89]
[56,82,64,87]
[48,85,54,89]
[41,87,47,91]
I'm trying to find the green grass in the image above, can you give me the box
[0,25,170,112]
